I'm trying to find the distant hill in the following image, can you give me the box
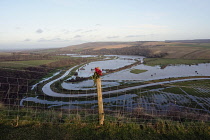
[59,39,210,53]
[58,41,150,52]
[58,40,210,59]
[165,39,210,43]
[22,39,210,59]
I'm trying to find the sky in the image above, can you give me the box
[0,0,210,50]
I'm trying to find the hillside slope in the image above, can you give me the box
[58,41,147,52]
[26,39,210,59]
[57,41,210,59]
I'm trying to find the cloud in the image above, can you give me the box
[95,24,101,26]
[125,34,156,38]
[107,36,120,39]
[125,24,167,29]
[141,24,167,29]
[36,29,44,34]
[15,27,21,30]
[74,35,82,38]
[37,38,47,42]
[74,29,83,32]
[61,29,71,34]
[83,29,98,33]
[24,38,31,41]
[126,35,145,38]
[37,37,70,42]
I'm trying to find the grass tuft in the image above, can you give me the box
[130,69,148,74]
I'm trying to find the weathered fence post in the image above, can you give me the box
[95,68,104,125]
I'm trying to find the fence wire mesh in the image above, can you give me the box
[1,67,210,125]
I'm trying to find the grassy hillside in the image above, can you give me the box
[152,42,210,59]
[58,42,138,51]
[12,39,209,60]
[0,60,57,69]
[0,52,11,55]
[0,104,210,140]
[1,121,209,140]
[1,40,210,139]
[46,40,210,59]
[144,58,210,66]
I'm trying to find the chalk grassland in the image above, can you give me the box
[171,43,210,48]
[130,69,148,74]
[143,58,210,66]
[0,118,210,140]
[104,42,210,59]
[149,42,210,59]
[1,43,210,139]
[137,42,210,59]
[58,42,147,53]
[0,60,57,69]
[0,101,210,140]
[0,54,97,69]
[1,43,210,69]
[92,44,133,50]
[57,41,210,59]
[0,117,209,140]
[0,52,12,55]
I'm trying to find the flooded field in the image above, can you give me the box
[61,55,210,90]
[21,55,210,119]
[103,63,210,81]
[22,79,210,119]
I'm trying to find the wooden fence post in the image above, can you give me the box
[96,77,104,125]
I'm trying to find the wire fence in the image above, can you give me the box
[1,67,210,125]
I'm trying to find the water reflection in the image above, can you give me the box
[61,55,144,90]
[76,55,143,78]
[20,94,137,109]
[103,63,210,81]
[22,55,210,112]
[62,80,120,90]
[31,71,61,90]
[61,55,210,90]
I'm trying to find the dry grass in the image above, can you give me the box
[92,44,133,50]
[142,41,165,46]
[0,52,12,56]
[58,41,210,59]
[149,43,210,59]
[60,42,133,51]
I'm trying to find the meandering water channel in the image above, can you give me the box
[20,55,210,113]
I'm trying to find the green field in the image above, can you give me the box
[143,58,210,66]
[130,69,147,74]
[0,44,210,140]
[0,52,11,55]
[1,121,209,140]
[0,104,210,140]
[0,60,57,68]
[171,43,210,49]
[1,53,210,139]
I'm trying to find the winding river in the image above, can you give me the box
[39,55,210,98]
[20,55,210,111]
